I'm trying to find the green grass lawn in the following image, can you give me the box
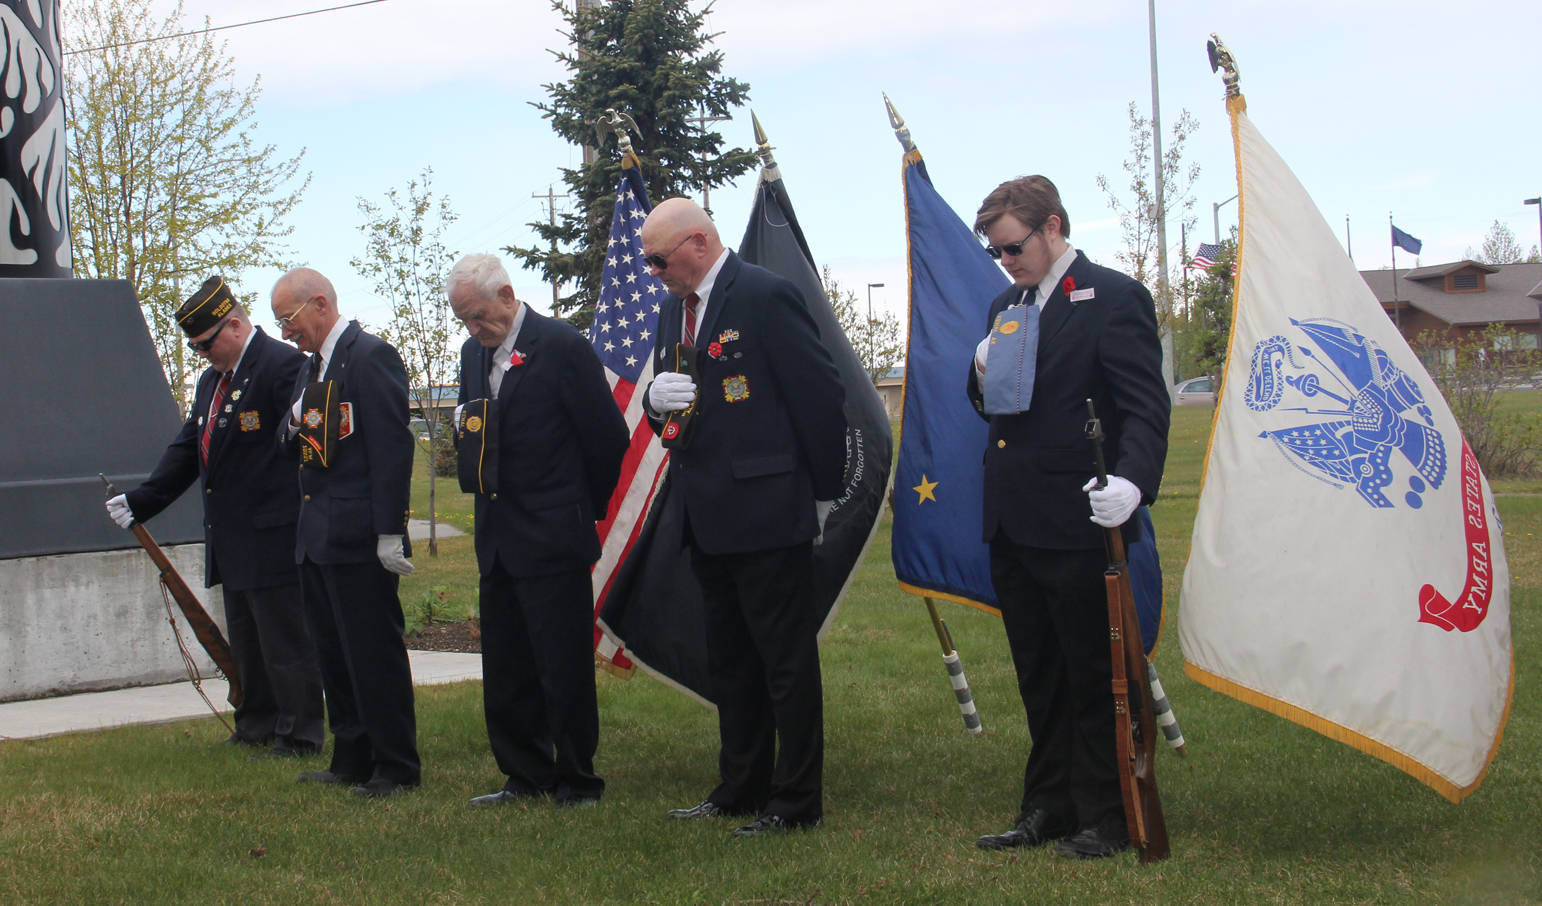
[3,403,1539,904]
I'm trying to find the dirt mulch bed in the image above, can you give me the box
[406,619,481,653]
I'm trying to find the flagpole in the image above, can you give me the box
[1389,213,1402,331]
[1345,214,1353,262]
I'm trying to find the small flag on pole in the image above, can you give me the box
[1391,224,1423,255]
[1189,242,1223,271]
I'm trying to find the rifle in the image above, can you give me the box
[99,474,244,709]
[1083,402,1169,863]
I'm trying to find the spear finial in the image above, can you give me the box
[883,92,915,154]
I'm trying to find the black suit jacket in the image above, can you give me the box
[283,321,415,565]
[128,328,305,591]
[643,252,847,556]
[458,309,629,578]
[967,251,1169,550]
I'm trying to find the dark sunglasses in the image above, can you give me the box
[644,234,694,271]
[188,318,230,353]
[985,226,1040,260]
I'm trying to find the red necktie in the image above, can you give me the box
[684,292,700,346]
[201,372,231,465]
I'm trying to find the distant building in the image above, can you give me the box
[875,367,903,420]
[1361,260,1542,361]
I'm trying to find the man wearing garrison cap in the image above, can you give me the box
[106,276,325,760]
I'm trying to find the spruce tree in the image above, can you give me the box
[508,0,755,328]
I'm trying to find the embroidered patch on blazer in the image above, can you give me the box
[239,411,261,432]
[303,408,323,429]
[722,375,750,403]
[338,402,354,439]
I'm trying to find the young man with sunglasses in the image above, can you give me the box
[638,197,847,838]
[966,176,1169,859]
[106,276,325,760]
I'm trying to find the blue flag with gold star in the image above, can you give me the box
[891,147,1166,652]
[891,150,1005,610]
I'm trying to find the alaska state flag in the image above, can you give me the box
[889,143,1165,652]
[1179,91,1512,801]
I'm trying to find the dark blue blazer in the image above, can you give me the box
[127,328,305,591]
[458,309,628,578]
[967,251,1170,550]
[643,252,847,556]
[283,321,415,565]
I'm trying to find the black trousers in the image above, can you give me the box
[692,540,823,824]
[298,558,420,786]
[223,581,325,750]
[478,557,602,802]
[989,540,1123,834]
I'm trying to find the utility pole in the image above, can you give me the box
[692,101,730,214]
[533,184,570,310]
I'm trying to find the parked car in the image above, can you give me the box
[1173,376,1217,406]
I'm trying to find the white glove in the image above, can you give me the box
[376,534,414,577]
[1082,475,1141,528]
[647,371,697,413]
[814,499,834,545]
[974,336,991,378]
[106,494,135,529]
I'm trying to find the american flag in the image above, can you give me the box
[587,157,670,674]
[1189,242,1222,271]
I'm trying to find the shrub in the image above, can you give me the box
[1416,325,1542,478]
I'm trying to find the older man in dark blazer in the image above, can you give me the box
[447,253,628,809]
[271,266,420,799]
[639,197,847,838]
[108,276,324,759]
[965,176,1170,859]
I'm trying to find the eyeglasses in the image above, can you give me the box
[985,226,1040,260]
[188,318,230,354]
[644,234,694,271]
[274,296,314,329]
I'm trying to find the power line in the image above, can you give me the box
[63,0,389,56]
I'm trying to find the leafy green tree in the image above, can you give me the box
[351,167,459,556]
[1416,325,1540,477]
[507,0,755,329]
[65,0,309,408]
[1464,219,1527,265]
[821,266,903,386]
[1095,102,1201,331]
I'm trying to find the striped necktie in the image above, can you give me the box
[684,292,700,345]
[200,372,231,465]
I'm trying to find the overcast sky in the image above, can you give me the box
[101,0,1542,332]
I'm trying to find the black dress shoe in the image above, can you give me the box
[668,799,727,820]
[469,789,544,807]
[297,769,367,786]
[1053,825,1131,859]
[732,814,818,837]
[975,809,1076,851]
[352,778,420,799]
[556,794,602,810]
[225,732,272,748]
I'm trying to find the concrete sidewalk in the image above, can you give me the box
[0,650,481,742]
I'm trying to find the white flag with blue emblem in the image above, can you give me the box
[1178,93,1512,802]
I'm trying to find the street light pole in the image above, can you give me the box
[1213,194,1238,245]
[1525,198,1541,351]
[866,282,884,381]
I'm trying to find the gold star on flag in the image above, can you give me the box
[913,474,939,504]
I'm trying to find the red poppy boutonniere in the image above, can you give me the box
[508,349,525,367]
[1061,276,1076,295]
[707,341,723,359]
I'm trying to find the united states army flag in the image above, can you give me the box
[1178,92,1512,802]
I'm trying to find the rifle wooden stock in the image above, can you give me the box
[101,475,243,707]
[1084,403,1169,863]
